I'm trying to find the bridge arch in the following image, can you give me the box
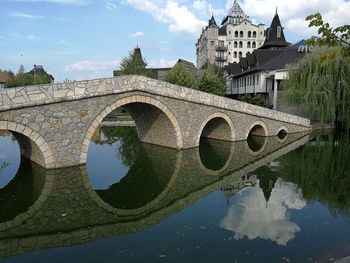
[0,121,54,169]
[80,95,183,164]
[197,112,235,146]
[276,126,289,143]
[246,120,268,139]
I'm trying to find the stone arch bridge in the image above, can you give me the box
[0,75,310,168]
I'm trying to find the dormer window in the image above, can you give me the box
[277,26,281,38]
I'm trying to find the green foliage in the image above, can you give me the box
[236,94,272,108]
[164,63,197,89]
[284,46,350,130]
[2,65,53,88]
[279,134,350,217]
[100,126,140,166]
[198,63,226,96]
[306,13,350,47]
[117,48,149,76]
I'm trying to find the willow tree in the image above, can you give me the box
[283,13,350,131]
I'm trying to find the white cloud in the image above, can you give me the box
[126,0,207,36]
[65,59,120,72]
[27,34,37,40]
[192,0,225,17]
[220,178,306,246]
[9,11,44,19]
[236,0,350,36]
[130,31,145,37]
[105,0,118,10]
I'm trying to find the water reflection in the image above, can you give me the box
[220,177,305,246]
[6,127,350,261]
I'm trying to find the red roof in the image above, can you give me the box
[0,76,8,83]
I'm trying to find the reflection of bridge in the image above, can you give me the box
[0,133,309,259]
[0,76,310,168]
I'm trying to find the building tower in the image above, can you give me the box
[196,1,265,69]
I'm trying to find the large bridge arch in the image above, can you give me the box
[79,95,183,164]
[0,121,55,169]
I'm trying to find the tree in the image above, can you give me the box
[283,13,350,131]
[164,63,197,89]
[116,47,149,76]
[198,63,226,96]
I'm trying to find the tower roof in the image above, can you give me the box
[208,15,217,27]
[260,10,289,49]
[228,0,247,18]
[222,0,248,25]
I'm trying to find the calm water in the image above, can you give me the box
[0,127,350,263]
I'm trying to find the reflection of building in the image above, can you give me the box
[220,178,306,246]
[196,0,265,69]
[225,11,309,114]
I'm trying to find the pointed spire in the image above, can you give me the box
[275,6,278,16]
[208,14,217,27]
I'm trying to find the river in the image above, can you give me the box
[0,127,350,262]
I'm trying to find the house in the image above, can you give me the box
[27,65,55,83]
[196,0,265,69]
[225,10,310,114]
[0,76,8,90]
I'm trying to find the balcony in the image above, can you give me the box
[215,55,227,61]
[215,45,228,51]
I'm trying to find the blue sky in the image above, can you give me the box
[0,0,349,81]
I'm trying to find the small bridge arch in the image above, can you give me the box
[80,95,183,164]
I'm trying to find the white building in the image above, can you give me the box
[196,0,265,69]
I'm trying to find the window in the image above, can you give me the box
[210,41,215,46]
[253,31,257,38]
[228,52,231,55]
[229,31,231,34]
[218,40,224,48]
[234,41,238,48]
[248,31,252,38]
[277,26,281,38]
[229,42,231,45]
[252,42,256,48]
[247,41,251,48]
[239,51,242,58]
[235,31,239,38]
[240,31,243,38]
[256,75,259,85]
[239,41,243,48]
[234,51,237,58]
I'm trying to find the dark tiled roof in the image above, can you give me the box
[177,59,198,75]
[224,63,242,75]
[208,15,217,27]
[228,44,306,78]
[260,13,290,49]
[219,26,227,36]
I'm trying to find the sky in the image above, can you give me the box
[0,0,349,81]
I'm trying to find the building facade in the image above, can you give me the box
[196,0,265,69]
[225,10,310,116]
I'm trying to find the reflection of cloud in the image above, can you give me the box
[220,178,305,246]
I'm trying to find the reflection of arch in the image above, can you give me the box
[0,121,54,169]
[246,135,267,156]
[82,147,183,216]
[197,112,235,146]
[277,126,289,143]
[80,95,183,164]
[197,139,235,176]
[246,120,268,139]
[0,160,55,231]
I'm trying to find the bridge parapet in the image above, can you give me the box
[0,75,310,128]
